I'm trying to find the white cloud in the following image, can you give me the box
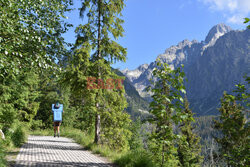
[227,14,245,24]
[199,0,250,24]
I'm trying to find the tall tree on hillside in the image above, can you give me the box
[147,60,188,166]
[67,0,130,147]
[177,97,202,166]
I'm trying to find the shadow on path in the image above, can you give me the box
[21,142,86,151]
[15,161,114,167]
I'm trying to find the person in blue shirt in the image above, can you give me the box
[52,102,64,137]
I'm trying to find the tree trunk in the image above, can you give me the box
[0,129,5,140]
[94,112,101,143]
[161,144,165,167]
[94,0,102,144]
[210,138,214,166]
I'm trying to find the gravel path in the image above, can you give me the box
[14,136,114,167]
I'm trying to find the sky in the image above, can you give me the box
[63,0,250,70]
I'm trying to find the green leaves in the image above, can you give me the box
[0,0,72,77]
[244,17,250,29]
[147,60,195,166]
[244,17,250,23]
[214,88,249,166]
[65,0,130,150]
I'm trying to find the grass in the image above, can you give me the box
[5,147,20,167]
[1,124,28,167]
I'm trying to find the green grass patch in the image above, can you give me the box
[114,149,156,167]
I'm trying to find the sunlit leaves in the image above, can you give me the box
[0,0,72,77]
[244,17,250,29]
[147,59,188,166]
[214,91,249,166]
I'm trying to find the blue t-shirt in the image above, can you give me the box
[52,104,63,122]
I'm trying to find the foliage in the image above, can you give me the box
[177,97,203,166]
[244,17,250,29]
[35,72,72,129]
[128,119,144,150]
[214,91,249,166]
[0,140,6,167]
[0,0,72,76]
[0,0,72,136]
[0,71,40,134]
[61,0,131,151]
[146,59,189,166]
[115,149,156,167]
[11,125,27,147]
[30,119,43,131]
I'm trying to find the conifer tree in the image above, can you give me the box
[214,92,249,166]
[66,0,131,149]
[177,97,202,166]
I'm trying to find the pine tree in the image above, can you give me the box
[214,92,249,166]
[66,0,131,149]
[177,97,202,167]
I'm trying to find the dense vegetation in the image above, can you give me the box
[0,1,249,167]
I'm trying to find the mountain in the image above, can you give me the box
[121,24,250,115]
[122,64,149,82]
[113,69,149,120]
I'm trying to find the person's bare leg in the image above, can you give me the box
[54,124,56,137]
[57,124,60,137]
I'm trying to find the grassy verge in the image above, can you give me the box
[1,123,29,167]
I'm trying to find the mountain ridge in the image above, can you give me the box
[121,24,249,115]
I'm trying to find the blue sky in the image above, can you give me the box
[63,0,250,70]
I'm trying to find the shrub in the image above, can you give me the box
[11,126,26,147]
[115,149,156,167]
[0,140,6,167]
[30,119,43,130]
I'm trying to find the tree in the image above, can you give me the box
[214,91,249,166]
[0,0,72,131]
[211,19,250,166]
[147,60,188,166]
[177,97,202,167]
[65,0,131,149]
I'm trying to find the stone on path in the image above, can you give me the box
[15,136,114,167]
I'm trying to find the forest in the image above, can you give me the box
[0,0,249,166]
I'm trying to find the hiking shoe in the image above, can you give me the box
[54,134,56,137]
[58,133,60,138]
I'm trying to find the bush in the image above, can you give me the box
[11,126,26,147]
[115,149,156,167]
[0,141,6,167]
[0,138,6,167]
[30,119,43,130]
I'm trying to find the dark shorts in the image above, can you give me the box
[54,122,61,127]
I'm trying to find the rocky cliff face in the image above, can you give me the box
[121,24,250,115]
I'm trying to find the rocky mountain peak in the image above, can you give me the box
[205,23,232,43]
[137,63,149,71]
[121,63,149,82]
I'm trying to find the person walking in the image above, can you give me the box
[52,102,64,137]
